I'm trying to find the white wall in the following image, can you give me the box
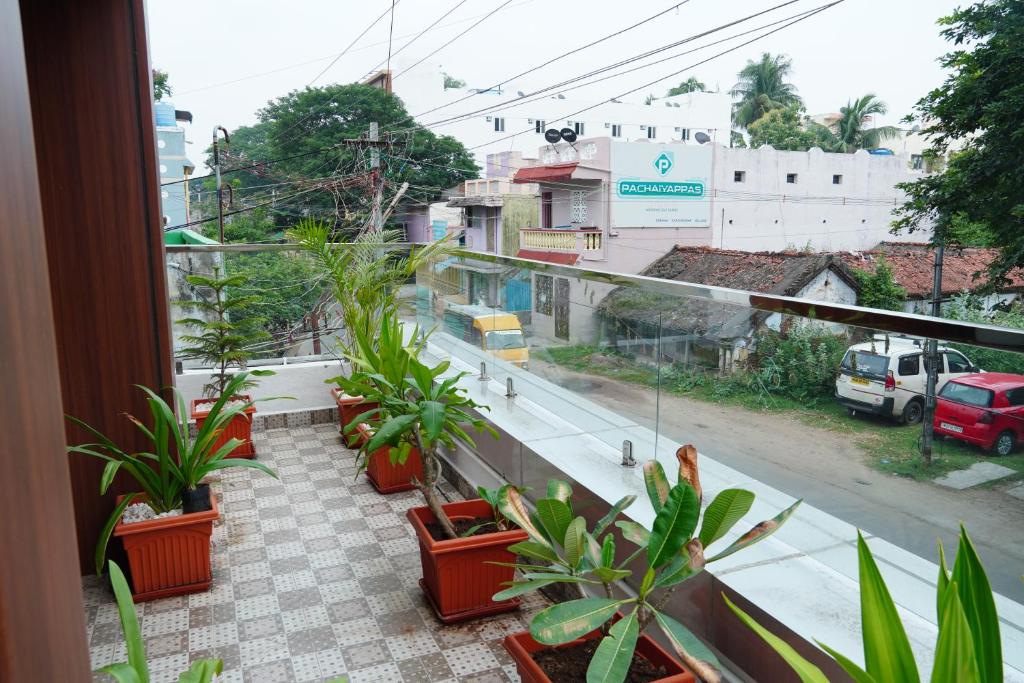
[765,268,858,332]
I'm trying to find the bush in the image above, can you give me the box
[945,292,1024,374]
[747,324,849,404]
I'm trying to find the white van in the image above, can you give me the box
[835,339,979,424]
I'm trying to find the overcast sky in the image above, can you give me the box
[148,0,963,172]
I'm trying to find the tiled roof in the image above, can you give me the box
[840,243,1024,298]
[512,162,579,184]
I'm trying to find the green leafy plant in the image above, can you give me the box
[725,525,1001,683]
[176,267,272,398]
[333,311,496,539]
[98,560,222,682]
[496,446,801,683]
[67,372,279,574]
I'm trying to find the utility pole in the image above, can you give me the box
[920,243,945,466]
[369,121,383,233]
[212,125,230,243]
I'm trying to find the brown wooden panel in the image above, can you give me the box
[20,0,174,574]
[0,0,91,677]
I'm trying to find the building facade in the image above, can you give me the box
[154,101,195,228]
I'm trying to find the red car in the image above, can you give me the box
[934,373,1024,456]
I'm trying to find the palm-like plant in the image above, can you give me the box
[830,94,901,152]
[731,52,803,129]
[667,76,707,96]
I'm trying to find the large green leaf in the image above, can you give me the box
[178,659,224,683]
[949,527,1001,683]
[96,663,143,683]
[856,532,920,683]
[546,479,573,503]
[615,520,650,547]
[364,414,418,452]
[587,610,639,683]
[932,581,982,683]
[654,610,722,673]
[493,579,556,601]
[507,540,561,565]
[108,561,149,681]
[706,498,802,563]
[419,400,445,443]
[643,460,670,513]
[698,489,755,548]
[530,598,626,645]
[723,594,830,683]
[593,495,636,537]
[498,486,550,547]
[936,539,950,625]
[654,552,700,589]
[96,494,138,576]
[648,483,700,569]
[536,498,573,549]
[564,517,587,568]
[816,643,877,683]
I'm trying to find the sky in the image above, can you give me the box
[147,0,963,173]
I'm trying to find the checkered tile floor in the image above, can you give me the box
[84,423,548,682]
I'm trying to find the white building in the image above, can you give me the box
[392,66,732,171]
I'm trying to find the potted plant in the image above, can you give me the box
[176,267,272,459]
[333,311,529,622]
[726,525,1001,683]
[99,560,222,682]
[496,446,802,683]
[67,372,278,600]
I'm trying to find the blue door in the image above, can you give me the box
[505,277,531,313]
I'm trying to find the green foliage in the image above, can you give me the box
[893,0,1024,285]
[830,94,901,153]
[152,69,172,101]
[731,52,802,129]
[744,324,850,404]
[853,258,907,311]
[730,131,747,148]
[176,268,271,397]
[945,293,1024,374]
[100,561,222,682]
[726,526,1001,683]
[747,106,839,152]
[667,76,707,96]
[66,373,279,574]
[497,450,800,683]
[442,72,466,89]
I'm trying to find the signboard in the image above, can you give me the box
[610,142,712,228]
[431,219,448,241]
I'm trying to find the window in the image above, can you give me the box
[680,128,690,141]
[939,381,993,408]
[570,190,587,223]
[786,173,798,184]
[535,274,553,315]
[898,354,921,376]
[611,124,622,138]
[911,154,924,170]
[574,121,585,135]
[1006,387,1024,407]
[535,119,545,133]
[493,117,505,132]
[541,192,553,229]
[733,171,746,183]
[945,352,972,373]
[832,174,843,185]
[840,350,888,379]
[647,126,657,139]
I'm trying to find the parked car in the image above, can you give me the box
[835,339,978,424]
[934,373,1024,456]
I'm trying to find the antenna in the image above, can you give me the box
[559,127,577,144]
[544,129,561,144]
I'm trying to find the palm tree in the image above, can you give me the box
[667,76,707,96]
[830,94,901,152]
[730,53,802,129]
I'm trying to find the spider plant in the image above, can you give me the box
[67,372,278,575]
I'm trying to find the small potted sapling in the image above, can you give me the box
[67,373,278,600]
[334,312,529,622]
[496,446,801,683]
[176,268,272,458]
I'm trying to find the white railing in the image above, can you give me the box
[463,179,537,196]
[519,229,604,259]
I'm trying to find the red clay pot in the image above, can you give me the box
[407,498,529,623]
[190,395,255,459]
[331,388,378,447]
[356,423,424,494]
[504,626,695,683]
[114,494,219,602]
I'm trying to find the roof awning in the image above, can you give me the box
[513,162,579,184]
[516,249,580,266]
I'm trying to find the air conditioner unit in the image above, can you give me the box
[674,127,680,132]
[528,118,534,124]
[604,123,610,128]
[486,116,492,122]
[640,125,647,130]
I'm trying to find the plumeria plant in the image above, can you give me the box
[495,445,802,683]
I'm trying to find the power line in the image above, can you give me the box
[364,0,470,79]
[307,1,405,86]
[394,0,515,79]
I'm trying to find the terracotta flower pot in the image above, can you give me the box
[114,494,219,602]
[407,498,528,624]
[356,423,424,494]
[331,388,378,447]
[504,626,695,683]
[190,395,255,459]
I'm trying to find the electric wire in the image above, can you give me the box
[393,0,515,79]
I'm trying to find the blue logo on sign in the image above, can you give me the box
[654,152,674,175]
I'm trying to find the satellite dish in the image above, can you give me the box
[517,90,525,97]
[694,132,711,144]
[557,93,566,99]
[544,128,562,144]
[559,128,577,143]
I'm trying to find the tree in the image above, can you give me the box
[206,84,479,235]
[730,52,802,129]
[893,0,1023,285]
[853,258,907,311]
[643,93,658,105]
[153,69,172,101]
[667,76,706,96]
[747,106,839,152]
[442,72,466,89]
[945,293,1024,374]
[830,94,901,152]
